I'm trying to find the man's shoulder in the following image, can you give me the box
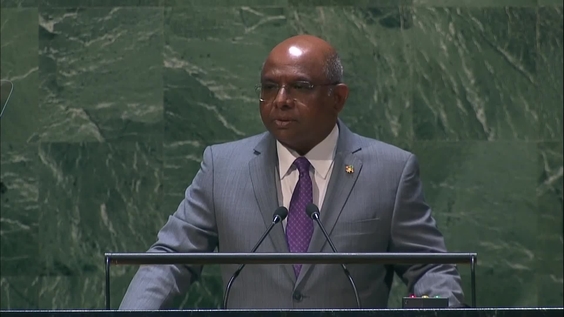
[206,132,269,159]
[212,132,268,149]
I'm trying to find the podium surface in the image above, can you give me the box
[1,309,562,317]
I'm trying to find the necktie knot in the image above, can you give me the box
[293,157,311,175]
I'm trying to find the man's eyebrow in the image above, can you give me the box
[261,75,313,83]
[293,76,313,82]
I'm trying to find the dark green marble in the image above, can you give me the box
[0,144,40,276]
[1,0,167,7]
[287,0,413,6]
[537,7,563,141]
[35,7,164,143]
[0,0,36,7]
[0,0,563,311]
[162,5,290,145]
[34,142,163,308]
[164,0,288,6]
[407,7,538,141]
[85,0,163,6]
[412,141,539,307]
[0,6,42,295]
[0,8,39,143]
[0,277,40,309]
[0,146,40,309]
[412,0,537,6]
[38,270,147,309]
[540,0,564,5]
[536,142,563,307]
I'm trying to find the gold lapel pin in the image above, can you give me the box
[345,165,354,174]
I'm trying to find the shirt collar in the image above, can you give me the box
[277,124,339,180]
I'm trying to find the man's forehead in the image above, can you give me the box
[263,47,325,78]
[269,43,323,61]
[261,69,313,83]
[262,62,322,81]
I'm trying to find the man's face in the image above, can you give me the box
[259,48,346,155]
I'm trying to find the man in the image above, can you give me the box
[120,35,465,309]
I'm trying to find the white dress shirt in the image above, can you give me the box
[276,124,339,229]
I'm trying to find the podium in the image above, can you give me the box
[1,308,562,317]
[3,252,551,316]
[104,252,478,309]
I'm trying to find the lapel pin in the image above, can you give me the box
[345,165,354,174]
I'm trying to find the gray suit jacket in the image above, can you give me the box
[120,121,465,309]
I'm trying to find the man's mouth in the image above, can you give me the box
[273,119,294,128]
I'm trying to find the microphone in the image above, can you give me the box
[306,203,362,308]
[222,206,288,309]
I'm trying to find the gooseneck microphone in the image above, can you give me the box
[222,206,288,309]
[306,203,362,308]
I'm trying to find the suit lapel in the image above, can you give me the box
[248,133,295,282]
[295,122,363,287]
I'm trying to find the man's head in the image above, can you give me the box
[259,35,349,156]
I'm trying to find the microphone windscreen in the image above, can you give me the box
[274,206,289,221]
[305,203,319,218]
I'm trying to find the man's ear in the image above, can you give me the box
[331,83,349,113]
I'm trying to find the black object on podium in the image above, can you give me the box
[402,296,449,308]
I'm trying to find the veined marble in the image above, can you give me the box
[1,0,562,309]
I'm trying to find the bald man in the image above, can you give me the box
[120,35,466,309]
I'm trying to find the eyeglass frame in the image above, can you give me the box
[255,81,341,102]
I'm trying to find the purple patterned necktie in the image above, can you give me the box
[286,157,314,277]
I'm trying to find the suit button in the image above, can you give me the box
[293,291,303,302]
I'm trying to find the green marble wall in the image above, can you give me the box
[0,0,562,310]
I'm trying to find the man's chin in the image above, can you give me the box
[272,132,293,143]
[271,132,298,147]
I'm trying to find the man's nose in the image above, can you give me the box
[273,85,293,107]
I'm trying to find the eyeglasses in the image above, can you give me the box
[255,81,338,102]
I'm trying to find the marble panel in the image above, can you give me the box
[405,7,538,141]
[0,8,39,143]
[412,141,539,307]
[537,7,563,141]
[539,0,564,5]
[164,0,287,6]
[412,0,537,6]
[163,5,291,145]
[1,0,37,7]
[35,7,164,143]
[536,141,563,307]
[0,277,40,309]
[36,141,163,308]
[0,144,40,276]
